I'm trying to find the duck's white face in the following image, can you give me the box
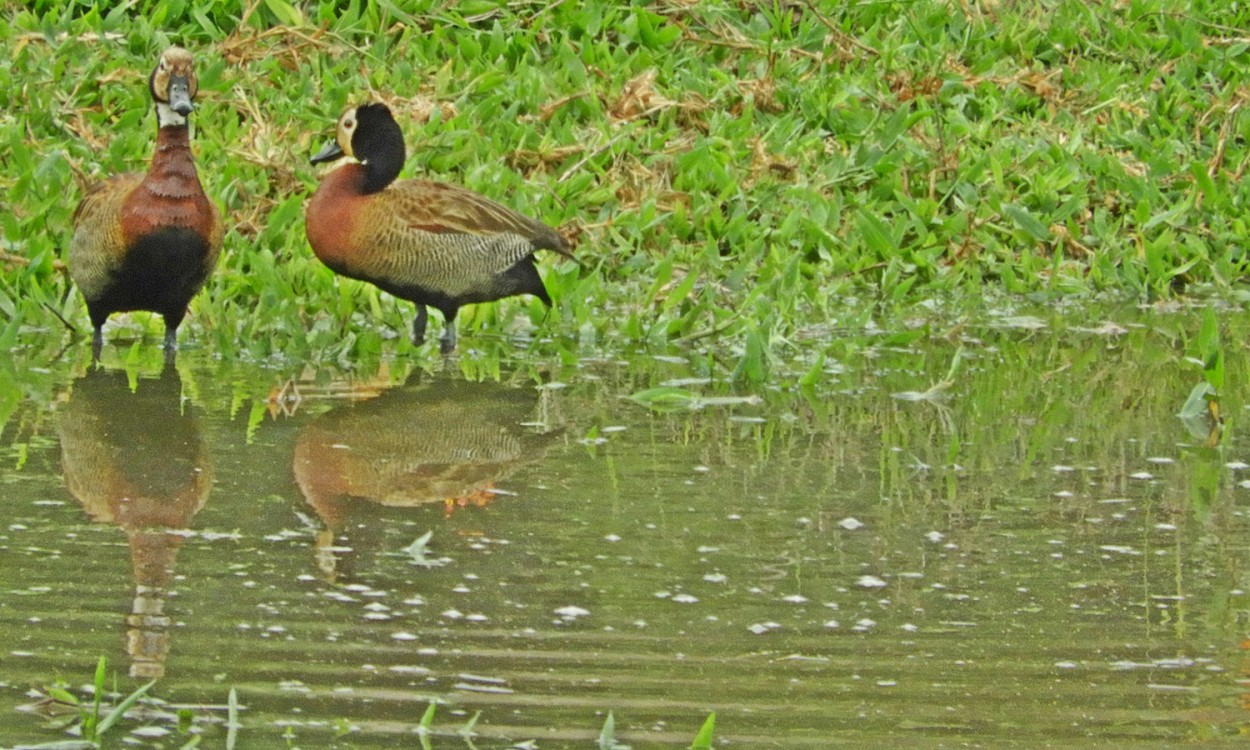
[151,46,198,128]
[335,108,360,158]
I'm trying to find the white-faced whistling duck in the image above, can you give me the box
[305,102,574,354]
[68,46,223,359]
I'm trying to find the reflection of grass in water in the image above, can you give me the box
[34,663,716,748]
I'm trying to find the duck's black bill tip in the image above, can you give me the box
[310,140,345,165]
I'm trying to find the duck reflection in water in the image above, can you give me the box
[293,376,561,580]
[57,365,211,679]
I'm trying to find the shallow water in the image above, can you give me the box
[4,304,1250,747]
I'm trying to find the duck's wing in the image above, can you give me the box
[68,173,144,296]
[390,179,572,258]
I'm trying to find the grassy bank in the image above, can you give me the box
[2,0,1248,375]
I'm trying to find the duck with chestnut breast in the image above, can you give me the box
[305,102,573,354]
[68,46,223,358]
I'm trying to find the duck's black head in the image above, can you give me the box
[310,102,406,194]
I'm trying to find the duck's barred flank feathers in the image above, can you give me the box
[66,46,221,357]
[306,102,575,353]
[353,215,552,299]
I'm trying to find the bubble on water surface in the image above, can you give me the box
[388,664,429,674]
[455,681,514,694]
[1099,545,1140,555]
[857,575,888,588]
[131,726,170,737]
[748,622,781,634]
[839,517,864,530]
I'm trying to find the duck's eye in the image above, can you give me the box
[344,119,355,130]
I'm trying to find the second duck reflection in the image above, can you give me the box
[294,376,561,579]
[57,366,559,678]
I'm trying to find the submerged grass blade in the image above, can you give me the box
[226,687,239,750]
[457,710,481,738]
[598,711,619,750]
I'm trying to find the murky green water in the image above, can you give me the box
[4,304,1250,747]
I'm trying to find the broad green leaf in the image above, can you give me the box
[1002,203,1051,242]
[262,0,304,26]
[856,208,894,258]
[1177,381,1216,421]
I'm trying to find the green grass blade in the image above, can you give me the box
[418,700,437,730]
[86,655,106,739]
[94,679,156,736]
[598,711,616,749]
[689,711,716,749]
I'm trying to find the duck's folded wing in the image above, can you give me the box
[392,179,572,257]
[68,173,144,294]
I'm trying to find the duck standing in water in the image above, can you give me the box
[68,47,223,358]
[306,102,573,353]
